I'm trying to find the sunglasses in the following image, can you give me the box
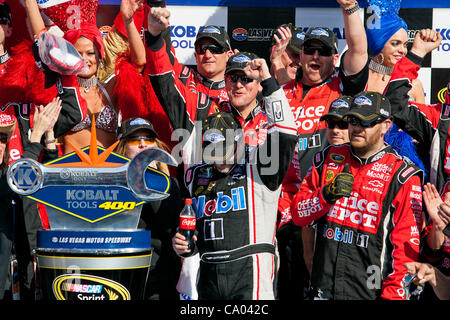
[325,119,348,130]
[303,46,334,57]
[227,74,254,84]
[126,136,155,146]
[347,116,384,128]
[195,44,226,55]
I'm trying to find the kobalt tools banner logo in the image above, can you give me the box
[167,5,227,65]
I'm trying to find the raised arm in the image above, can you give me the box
[120,0,146,71]
[244,58,298,190]
[23,0,46,37]
[270,26,294,85]
[337,0,368,75]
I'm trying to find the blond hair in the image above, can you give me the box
[115,137,171,175]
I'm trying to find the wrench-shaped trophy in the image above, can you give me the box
[7,145,178,300]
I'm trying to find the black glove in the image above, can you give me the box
[322,163,354,204]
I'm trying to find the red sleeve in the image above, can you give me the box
[291,162,333,227]
[389,56,420,85]
[385,56,443,142]
[380,174,422,300]
[278,148,302,227]
[145,38,213,132]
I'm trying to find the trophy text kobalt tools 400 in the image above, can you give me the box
[7,147,178,201]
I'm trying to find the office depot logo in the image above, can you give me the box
[327,192,380,234]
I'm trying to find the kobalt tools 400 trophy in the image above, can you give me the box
[7,126,177,300]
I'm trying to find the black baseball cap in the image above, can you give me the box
[195,25,231,50]
[225,52,259,75]
[118,117,158,140]
[303,27,338,53]
[273,24,304,55]
[289,26,305,54]
[320,96,353,121]
[202,112,242,163]
[0,2,11,26]
[345,91,391,122]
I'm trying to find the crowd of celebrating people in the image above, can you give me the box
[0,0,449,301]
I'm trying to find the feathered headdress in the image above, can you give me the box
[384,123,428,181]
[365,0,408,56]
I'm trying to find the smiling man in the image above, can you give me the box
[291,91,424,300]
[321,96,352,146]
[278,0,370,299]
[172,57,298,300]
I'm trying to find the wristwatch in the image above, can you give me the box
[343,1,360,15]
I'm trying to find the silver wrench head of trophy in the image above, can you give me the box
[127,147,178,201]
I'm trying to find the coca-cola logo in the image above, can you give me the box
[180,217,196,230]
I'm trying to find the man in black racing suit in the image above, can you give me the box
[172,58,298,300]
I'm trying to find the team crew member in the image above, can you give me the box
[292,91,423,300]
[145,7,233,104]
[145,7,271,169]
[0,1,11,75]
[270,23,303,85]
[177,25,232,102]
[301,95,352,276]
[0,98,62,299]
[278,0,369,297]
[172,58,298,299]
[283,0,369,179]
[321,96,352,146]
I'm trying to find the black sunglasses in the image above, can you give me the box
[347,116,384,128]
[195,44,226,55]
[325,119,348,130]
[227,74,254,84]
[0,133,7,143]
[303,45,334,57]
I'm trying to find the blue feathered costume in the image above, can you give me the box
[365,0,428,181]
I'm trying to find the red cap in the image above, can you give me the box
[185,198,192,204]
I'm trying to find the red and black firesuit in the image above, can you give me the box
[291,143,423,300]
[279,52,369,224]
[144,32,268,168]
[276,53,369,299]
[384,53,450,294]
